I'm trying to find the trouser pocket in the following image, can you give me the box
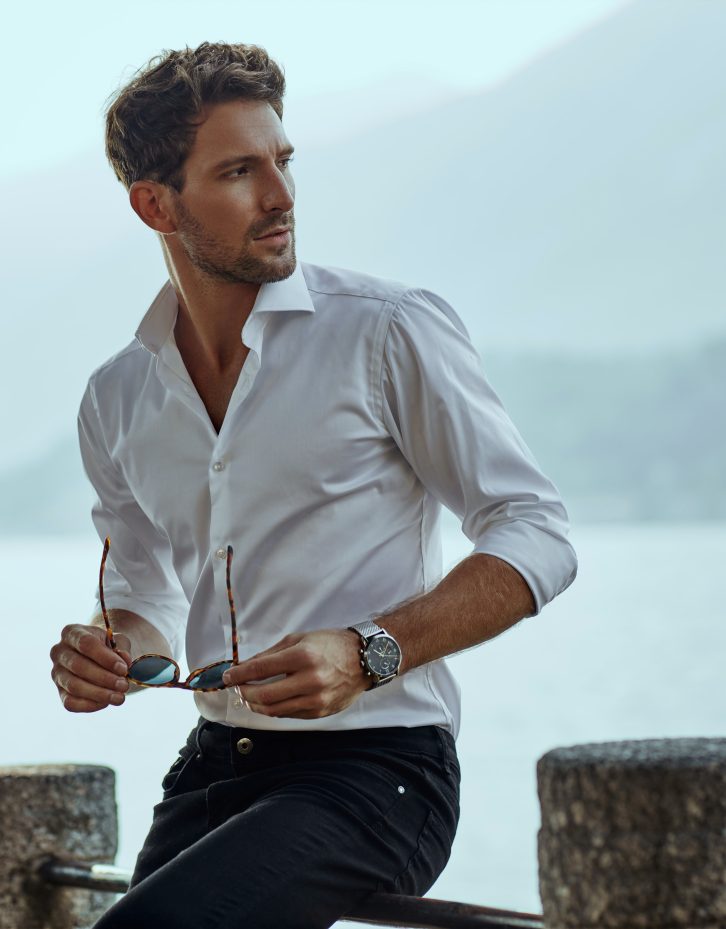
[391,806,457,896]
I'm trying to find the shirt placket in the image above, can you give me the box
[208,311,268,661]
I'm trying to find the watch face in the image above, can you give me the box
[366,636,401,676]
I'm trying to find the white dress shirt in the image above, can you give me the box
[78,260,577,737]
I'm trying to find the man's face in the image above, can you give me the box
[168,99,296,284]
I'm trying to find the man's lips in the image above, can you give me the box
[254,226,292,240]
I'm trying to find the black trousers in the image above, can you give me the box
[93,716,461,929]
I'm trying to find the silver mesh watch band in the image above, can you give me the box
[349,619,385,642]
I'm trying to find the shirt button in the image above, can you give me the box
[215,548,227,560]
[236,737,254,755]
[212,461,225,472]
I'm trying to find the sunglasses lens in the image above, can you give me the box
[129,656,177,686]
[188,660,233,690]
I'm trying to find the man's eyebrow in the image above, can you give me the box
[212,145,295,171]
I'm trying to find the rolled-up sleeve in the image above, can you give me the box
[380,287,577,613]
[77,381,188,658]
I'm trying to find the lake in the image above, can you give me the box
[3,514,724,920]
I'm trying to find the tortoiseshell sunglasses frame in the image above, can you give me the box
[99,537,239,692]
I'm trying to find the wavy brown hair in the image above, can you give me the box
[105,42,286,192]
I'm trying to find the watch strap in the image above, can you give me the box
[348,619,385,643]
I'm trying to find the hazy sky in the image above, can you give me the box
[2,0,631,178]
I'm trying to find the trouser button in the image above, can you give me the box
[236,737,254,755]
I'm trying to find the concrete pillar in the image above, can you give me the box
[0,764,117,929]
[537,738,726,929]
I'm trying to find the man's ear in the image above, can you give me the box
[129,180,178,235]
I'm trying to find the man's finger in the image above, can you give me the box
[116,648,133,667]
[54,649,129,694]
[237,670,319,707]
[246,694,325,719]
[224,644,306,685]
[69,626,129,675]
[54,670,126,708]
[58,687,119,714]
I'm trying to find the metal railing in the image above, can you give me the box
[39,858,544,929]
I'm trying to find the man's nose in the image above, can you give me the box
[261,167,295,213]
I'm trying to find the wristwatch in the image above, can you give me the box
[347,620,403,689]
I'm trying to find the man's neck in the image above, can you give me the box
[165,254,261,375]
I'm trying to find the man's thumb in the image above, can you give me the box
[114,634,133,667]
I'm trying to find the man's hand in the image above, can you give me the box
[222,629,369,720]
[50,625,132,713]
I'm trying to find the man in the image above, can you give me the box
[49,42,577,929]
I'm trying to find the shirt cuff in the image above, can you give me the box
[471,519,578,614]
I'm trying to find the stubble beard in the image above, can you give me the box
[173,198,296,285]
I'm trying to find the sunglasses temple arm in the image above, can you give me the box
[100,537,118,651]
[226,545,239,665]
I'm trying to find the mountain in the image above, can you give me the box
[1,0,724,473]
[483,338,726,523]
[296,0,726,352]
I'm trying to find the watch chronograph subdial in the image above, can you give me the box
[367,636,402,676]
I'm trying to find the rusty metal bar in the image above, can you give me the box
[39,858,544,928]
[349,892,544,928]
[39,858,132,894]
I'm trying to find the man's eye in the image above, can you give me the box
[280,156,295,169]
[228,167,248,177]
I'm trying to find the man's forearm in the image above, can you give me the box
[377,553,537,675]
[227,553,538,719]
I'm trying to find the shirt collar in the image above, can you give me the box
[135,259,315,355]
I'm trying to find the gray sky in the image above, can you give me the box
[2,0,631,177]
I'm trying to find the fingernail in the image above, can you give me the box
[114,662,128,676]
[109,693,124,705]
[115,679,128,692]
[222,672,231,684]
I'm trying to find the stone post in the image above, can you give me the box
[0,765,117,929]
[537,738,726,929]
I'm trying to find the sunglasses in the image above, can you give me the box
[99,537,239,691]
